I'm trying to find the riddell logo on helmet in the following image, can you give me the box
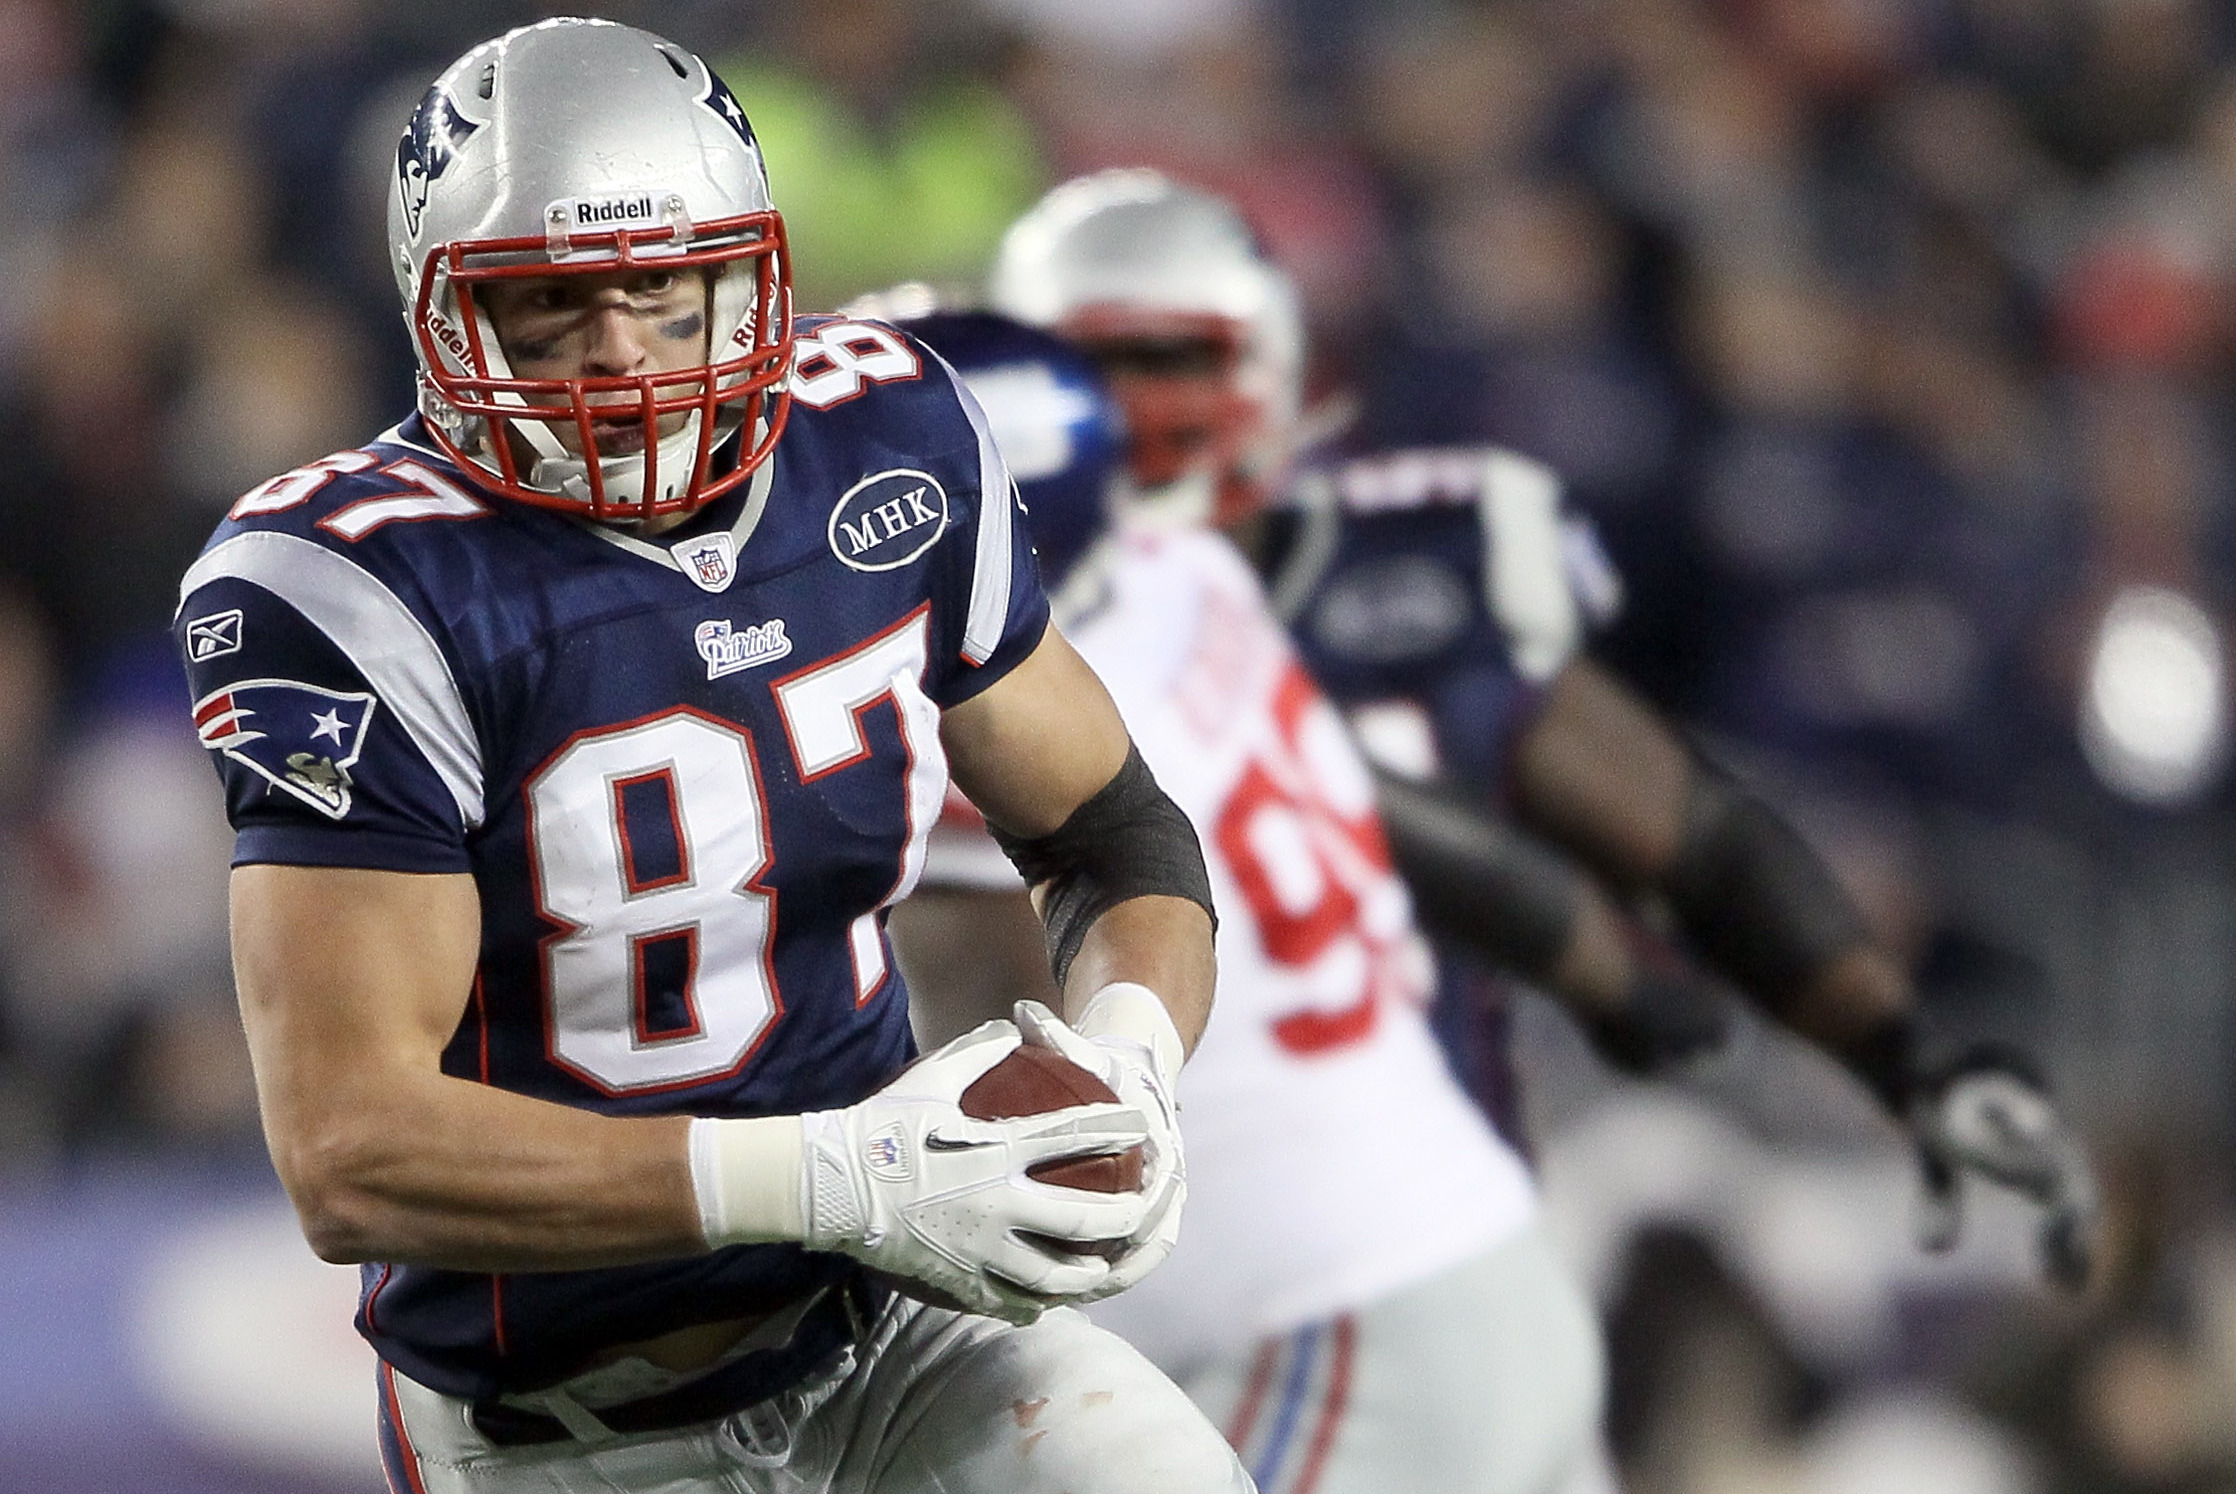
[422,308,472,364]
[572,194,658,227]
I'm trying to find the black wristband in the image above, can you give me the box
[1841,1012,1926,1115]
[989,743,1216,987]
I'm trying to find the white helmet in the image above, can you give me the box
[989,169,1304,524]
[388,17,792,523]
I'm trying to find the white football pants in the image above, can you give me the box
[379,1295,1255,1494]
[1176,1224,1611,1494]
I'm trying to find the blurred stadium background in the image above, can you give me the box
[5,0,2236,1489]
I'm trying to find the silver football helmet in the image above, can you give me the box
[989,169,1304,525]
[387,18,792,522]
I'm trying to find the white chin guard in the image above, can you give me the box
[518,414,712,516]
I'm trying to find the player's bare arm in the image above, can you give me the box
[891,888,1059,1044]
[235,854,1155,1311]
[930,618,1213,1306]
[231,769,1154,1315]
[230,863,702,1271]
[938,622,1217,1056]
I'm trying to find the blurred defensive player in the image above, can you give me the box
[989,170,2100,1285]
[890,308,1610,1494]
[972,170,2102,1484]
[173,26,1251,1494]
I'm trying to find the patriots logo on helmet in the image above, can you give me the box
[396,85,480,239]
[193,679,379,820]
[699,72,758,151]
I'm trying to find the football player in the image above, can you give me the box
[174,26,1251,1494]
[889,308,1611,1494]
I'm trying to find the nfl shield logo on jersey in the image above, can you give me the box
[192,680,378,820]
[671,531,738,593]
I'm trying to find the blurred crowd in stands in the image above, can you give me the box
[10,0,2236,1489]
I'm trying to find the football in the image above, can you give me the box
[960,1044,1148,1194]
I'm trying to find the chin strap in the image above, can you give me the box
[480,318,702,511]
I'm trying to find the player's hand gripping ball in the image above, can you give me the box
[1009,996,1188,1300]
[799,1020,1155,1324]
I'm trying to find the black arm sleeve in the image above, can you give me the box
[988,743,1217,987]
[1376,767,1733,1075]
[1372,767,1580,981]
[1662,765,1870,1018]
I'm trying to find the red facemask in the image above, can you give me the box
[1062,308,1274,525]
[411,210,793,522]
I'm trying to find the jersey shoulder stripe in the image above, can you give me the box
[774,321,1019,635]
[923,345,1019,667]
[1272,445,1583,682]
[177,530,486,830]
[1474,450,1576,683]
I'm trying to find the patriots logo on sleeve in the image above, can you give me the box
[192,680,379,820]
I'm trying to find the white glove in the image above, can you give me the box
[693,1020,1156,1325]
[1908,1048,2099,1290]
[1013,986,1187,1301]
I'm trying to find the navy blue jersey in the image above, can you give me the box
[1262,445,1616,793]
[1257,445,1619,1142]
[173,317,1046,1399]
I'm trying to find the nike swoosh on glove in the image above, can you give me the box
[799,1019,1155,1324]
[1012,992,1186,1301]
[1908,1045,2100,1291]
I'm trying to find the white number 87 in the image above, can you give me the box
[524,615,941,1095]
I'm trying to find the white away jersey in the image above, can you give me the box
[925,525,1537,1374]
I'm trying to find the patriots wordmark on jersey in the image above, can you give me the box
[173,318,1047,1400]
